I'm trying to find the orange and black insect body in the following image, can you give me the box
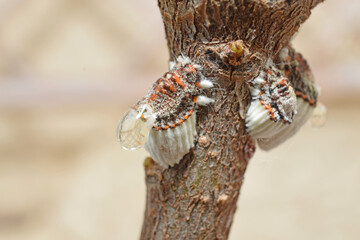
[136,56,214,131]
[246,46,321,151]
[277,47,318,107]
[117,56,214,168]
[248,64,297,124]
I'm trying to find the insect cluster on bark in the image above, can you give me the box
[116,43,326,168]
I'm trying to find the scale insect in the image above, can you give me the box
[246,62,298,139]
[246,47,324,150]
[116,56,214,168]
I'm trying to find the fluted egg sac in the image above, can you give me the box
[257,98,315,150]
[144,113,197,168]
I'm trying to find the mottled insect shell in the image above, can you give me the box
[277,46,319,105]
[246,47,320,151]
[246,63,298,139]
[117,56,214,168]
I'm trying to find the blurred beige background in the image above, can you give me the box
[0,0,359,239]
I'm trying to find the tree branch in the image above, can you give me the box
[140,0,325,239]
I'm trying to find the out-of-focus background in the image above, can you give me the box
[0,0,359,239]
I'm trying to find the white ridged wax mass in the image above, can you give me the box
[257,98,315,150]
[144,113,197,168]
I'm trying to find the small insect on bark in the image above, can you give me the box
[246,47,326,150]
[116,56,214,168]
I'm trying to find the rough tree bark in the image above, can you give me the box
[141,0,325,239]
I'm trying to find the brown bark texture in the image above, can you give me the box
[141,0,324,239]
